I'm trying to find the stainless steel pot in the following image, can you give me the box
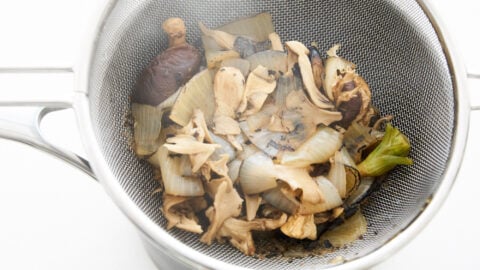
[0,0,476,269]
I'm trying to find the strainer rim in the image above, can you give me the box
[73,0,470,269]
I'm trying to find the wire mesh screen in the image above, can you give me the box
[87,0,454,268]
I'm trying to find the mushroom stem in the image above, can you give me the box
[163,17,187,47]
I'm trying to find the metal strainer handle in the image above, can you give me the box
[468,75,480,110]
[0,67,94,178]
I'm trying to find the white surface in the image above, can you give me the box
[0,1,479,269]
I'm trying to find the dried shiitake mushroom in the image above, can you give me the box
[133,18,201,106]
[131,18,201,156]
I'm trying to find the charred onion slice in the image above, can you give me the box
[280,126,343,167]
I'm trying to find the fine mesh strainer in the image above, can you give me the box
[0,0,471,269]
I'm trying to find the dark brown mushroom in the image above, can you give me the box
[132,18,201,106]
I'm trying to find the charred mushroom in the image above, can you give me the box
[162,194,206,234]
[323,44,356,102]
[332,68,373,128]
[280,213,317,240]
[200,180,244,245]
[285,41,333,109]
[213,213,287,256]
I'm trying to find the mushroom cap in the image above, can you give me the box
[132,44,201,106]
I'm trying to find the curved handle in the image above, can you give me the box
[468,74,480,111]
[0,68,95,178]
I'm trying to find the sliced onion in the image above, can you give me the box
[157,146,205,197]
[345,165,361,198]
[239,151,278,194]
[274,73,298,107]
[227,158,242,183]
[239,121,286,158]
[339,147,356,168]
[299,176,343,214]
[263,183,300,214]
[216,12,274,42]
[319,209,367,248]
[245,194,262,221]
[131,103,164,156]
[210,133,236,162]
[346,176,375,206]
[280,126,343,167]
[245,104,276,132]
[275,166,323,204]
[246,50,288,76]
[221,58,251,78]
[328,150,347,198]
[169,69,216,127]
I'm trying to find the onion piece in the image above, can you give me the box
[199,13,274,59]
[268,32,283,51]
[274,73,300,107]
[275,166,324,204]
[240,124,290,158]
[263,182,300,214]
[245,103,277,132]
[339,147,356,168]
[170,69,216,127]
[146,125,178,168]
[246,50,288,76]
[210,133,236,162]
[245,194,262,221]
[216,12,274,42]
[346,176,375,206]
[327,150,347,198]
[221,58,251,78]
[157,146,205,197]
[227,158,243,184]
[345,165,361,198]
[238,152,278,194]
[280,126,343,167]
[319,209,367,248]
[213,115,241,135]
[299,176,343,214]
[132,89,180,156]
[205,50,240,69]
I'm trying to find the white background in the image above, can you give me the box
[0,0,479,269]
